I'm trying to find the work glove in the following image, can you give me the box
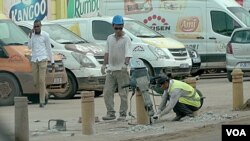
[151,114,161,124]
[101,65,106,75]
[152,114,160,120]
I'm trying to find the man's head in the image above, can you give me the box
[112,15,124,36]
[33,19,42,34]
[157,76,170,89]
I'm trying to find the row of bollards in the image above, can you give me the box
[184,68,245,111]
[13,91,96,140]
[81,90,152,132]
[13,90,152,139]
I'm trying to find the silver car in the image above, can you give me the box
[226,27,250,82]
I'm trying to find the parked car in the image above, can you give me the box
[16,21,105,98]
[226,27,250,82]
[51,16,193,78]
[0,14,67,106]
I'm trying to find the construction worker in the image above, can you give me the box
[101,15,133,121]
[153,76,203,121]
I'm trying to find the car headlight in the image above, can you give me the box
[187,48,199,58]
[149,45,170,59]
[189,50,197,58]
[71,52,96,68]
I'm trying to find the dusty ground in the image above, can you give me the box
[1,78,250,141]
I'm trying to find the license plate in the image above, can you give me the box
[53,77,62,84]
[238,63,250,68]
[180,63,189,68]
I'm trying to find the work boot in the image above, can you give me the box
[45,97,49,105]
[102,114,116,120]
[39,103,44,108]
[172,115,185,121]
[117,116,126,121]
[187,113,194,117]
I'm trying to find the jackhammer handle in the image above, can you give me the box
[149,76,161,85]
[121,84,130,89]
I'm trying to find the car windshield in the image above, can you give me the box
[0,20,28,46]
[228,7,250,27]
[124,20,164,38]
[42,24,87,44]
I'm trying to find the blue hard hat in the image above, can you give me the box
[112,15,124,25]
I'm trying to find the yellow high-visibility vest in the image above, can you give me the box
[169,80,201,107]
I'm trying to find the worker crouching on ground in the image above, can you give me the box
[153,76,203,121]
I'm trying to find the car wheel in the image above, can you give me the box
[0,73,21,106]
[206,69,218,74]
[143,61,154,77]
[227,71,232,82]
[53,71,77,99]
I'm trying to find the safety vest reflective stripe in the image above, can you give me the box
[182,90,200,101]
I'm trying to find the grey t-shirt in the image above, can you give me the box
[105,33,133,71]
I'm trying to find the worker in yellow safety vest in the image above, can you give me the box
[153,76,204,121]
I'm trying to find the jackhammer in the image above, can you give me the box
[122,58,155,120]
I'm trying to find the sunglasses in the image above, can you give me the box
[34,25,40,28]
[114,27,123,30]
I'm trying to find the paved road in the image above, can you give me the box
[141,116,250,141]
[0,77,250,141]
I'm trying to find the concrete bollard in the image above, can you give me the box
[184,77,198,116]
[15,97,29,141]
[81,91,95,135]
[136,89,150,125]
[231,68,244,110]
[184,77,197,88]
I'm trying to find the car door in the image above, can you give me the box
[206,9,242,69]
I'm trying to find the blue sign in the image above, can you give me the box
[9,0,48,21]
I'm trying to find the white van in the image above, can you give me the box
[52,16,192,78]
[16,21,106,98]
[99,0,250,74]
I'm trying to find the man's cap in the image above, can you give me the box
[157,76,170,86]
